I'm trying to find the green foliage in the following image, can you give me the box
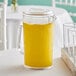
[11,0,17,5]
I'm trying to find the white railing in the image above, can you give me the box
[52,0,76,17]
[53,0,76,6]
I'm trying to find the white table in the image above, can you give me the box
[0,6,73,76]
[0,49,73,76]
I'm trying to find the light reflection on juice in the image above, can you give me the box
[23,22,54,68]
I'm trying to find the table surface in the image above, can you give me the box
[0,49,72,76]
[6,5,67,20]
[0,6,73,76]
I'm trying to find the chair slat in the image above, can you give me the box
[65,0,68,4]
[69,12,76,17]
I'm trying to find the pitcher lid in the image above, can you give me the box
[23,8,54,16]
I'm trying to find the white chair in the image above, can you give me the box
[0,0,7,50]
[52,0,76,18]
[52,1,76,74]
[50,0,75,58]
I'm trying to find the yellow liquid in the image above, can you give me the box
[23,22,54,68]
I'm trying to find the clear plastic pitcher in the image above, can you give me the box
[18,7,56,69]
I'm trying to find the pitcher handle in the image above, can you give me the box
[0,25,2,46]
[16,24,24,54]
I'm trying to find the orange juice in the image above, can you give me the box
[23,22,54,68]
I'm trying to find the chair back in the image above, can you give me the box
[0,0,7,50]
[52,0,76,17]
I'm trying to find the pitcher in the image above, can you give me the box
[18,7,56,69]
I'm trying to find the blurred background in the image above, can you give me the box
[0,0,76,22]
